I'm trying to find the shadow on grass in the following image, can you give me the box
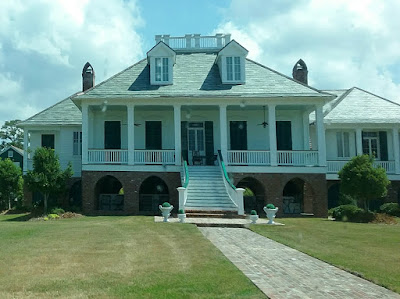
[3,213,36,221]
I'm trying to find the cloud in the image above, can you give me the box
[0,0,144,125]
[216,0,400,101]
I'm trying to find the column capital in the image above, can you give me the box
[127,102,135,109]
[219,104,227,109]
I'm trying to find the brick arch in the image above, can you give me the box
[236,176,266,214]
[94,175,124,211]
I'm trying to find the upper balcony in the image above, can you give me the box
[155,34,231,53]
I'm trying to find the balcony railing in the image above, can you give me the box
[277,151,319,166]
[327,160,396,174]
[227,150,270,165]
[88,150,128,164]
[155,34,231,52]
[134,150,175,165]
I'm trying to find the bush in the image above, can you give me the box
[162,202,171,208]
[339,194,357,206]
[379,203,400,217]
[178,209,185,214]
[331,205,375,223]
[265,204,275,209]
[50,207,65,215]
[47,213,60,220]
[250,210,257,215]
[371,213,398,225]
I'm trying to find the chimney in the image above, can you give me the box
[292,59,308,85]
[82,62,95,91]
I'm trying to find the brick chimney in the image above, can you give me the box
[292,59,308,85]
[82,62,95,91]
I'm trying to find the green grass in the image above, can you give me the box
[0,214,264,298]
[251,218,400,293]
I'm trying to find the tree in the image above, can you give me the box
[0,120,24,150]
[24,147,73,214]
[338,155,390,211]
[0,158,23,210]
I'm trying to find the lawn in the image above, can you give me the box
[0,214,264,298]
[251,218,400,294]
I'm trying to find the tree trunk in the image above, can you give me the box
[44,193,49,214]
[8,197,11,210]
[364,199,369,211]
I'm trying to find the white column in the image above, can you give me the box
[316,104,326,166]
[23,129,28,173]
[356,128,363,155]
[219,105,228,162]
[127,104,135,165]
[393,127,400,174]
[174,105,181,165]
[82,103,89,165]
[303,111,310,150]
[268,104,277,166]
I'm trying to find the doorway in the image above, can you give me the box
[188,122,205,165]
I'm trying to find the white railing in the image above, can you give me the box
[227,150,270,165]
[88,150,128,164]
[327,160,396,174]
[155,34,231,51]
[277,151,319,166]
[134,150,175,165]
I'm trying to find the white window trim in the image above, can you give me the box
[151,57,173,85]
[362,131,380,160]
[73,131,82,156]
[8,150,13,158]
[221,56,245,84]
[336,131,350,159]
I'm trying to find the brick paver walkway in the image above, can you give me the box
[199,227,400,299]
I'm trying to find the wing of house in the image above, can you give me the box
[0,145,24,169]
[18,34,400,216]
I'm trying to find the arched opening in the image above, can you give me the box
[69,180,82,209]
[237,177,265,214]
[95,176,124,211]
[282,178,306,214]
[328,183,340,209]
[139,176,169,214]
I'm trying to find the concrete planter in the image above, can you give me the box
[263,207,278,224]
[178,213,186,223]
[159,205,173,222]
[249,214,259,224]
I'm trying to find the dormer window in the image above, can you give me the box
[216,40,248,85]
[226,56,241,81]
[155,57,169,82]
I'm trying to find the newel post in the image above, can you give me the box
[177,187,186,210]
[236,188,245,215]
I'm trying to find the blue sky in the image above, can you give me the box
[0,0,399,126]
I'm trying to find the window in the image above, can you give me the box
[42,134,55,149]
[226,56,241,81]
[155,57,169,82]
[8,151,13,158]
[73,132,82,155]
[336,132,350,158]
[146,121,162,150]
[362,132,379,159]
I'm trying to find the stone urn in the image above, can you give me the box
[264,206,278,224]
[249,214,259,224]
[178,213,186,223]
[159,204,173,222]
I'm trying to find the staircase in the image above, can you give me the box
[184,166,238,216]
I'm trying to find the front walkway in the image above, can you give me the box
[199,227,400,299]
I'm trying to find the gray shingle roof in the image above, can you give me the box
[74,53,331,100]
[18,95,82,127]
[322,87,400,124]
[0,145,24,156]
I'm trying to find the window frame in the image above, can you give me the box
[154,57,170,83]
[8,150,13,158]
[73,131,82,156]
[362,131,380,160]
[41,134,55,149]
[226,56,242,83]
[336,131,350,159]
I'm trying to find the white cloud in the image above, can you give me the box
[0,0,144,125]
[216,0,400,101]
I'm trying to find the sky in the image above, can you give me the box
[0,0,400,127]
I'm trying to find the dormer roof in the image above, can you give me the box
[216,40,249,60]
[146,41,176,64]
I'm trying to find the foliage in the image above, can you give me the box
[243,188,254,197]
[50,207,65,215]
[161,202,171,208]
[371,213,398,225]
[338,155,390,210]
[47,213,60,220]
[250,210,257,215]
[0,158,24,210]
[339,193,357,206]
[330,204,375,223]
[24,147,73,214]
[119,188,124,195]
[265,203,275,209]
[0,120,23,150]
[178,209,185,214]
[379,203,400,217]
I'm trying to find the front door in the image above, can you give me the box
[230,121,247,150]
[276,121,292,150]
[104,121,121,149]
[188,122,205,165]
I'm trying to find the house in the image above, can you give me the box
[0,145,24,169]
[18,33,400,216]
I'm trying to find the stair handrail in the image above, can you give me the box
[178,159,189,211]
[217,150,244,215]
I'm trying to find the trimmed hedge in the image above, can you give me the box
[380,203,400,217]
[330,205,375,223]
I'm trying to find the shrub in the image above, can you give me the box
[162,202,171,208]
[265,204,275,209]
[178,209,185,214]
[47,213,60,220]
[371,213,398,225]
[250,210,257,215]
[50,207,65,215]
[379,203,400,217]
[43,217,49,221]
[339,194,357,206]
[331,205,375,223]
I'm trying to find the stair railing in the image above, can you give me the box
[217,150,244,215]
[177,159,189,211]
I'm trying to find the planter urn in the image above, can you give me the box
[159,205,174,222]
[263,207,278,224]
[249,214,259,224]
[178,213,186,223]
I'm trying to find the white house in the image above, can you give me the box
[18,34,400,216]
